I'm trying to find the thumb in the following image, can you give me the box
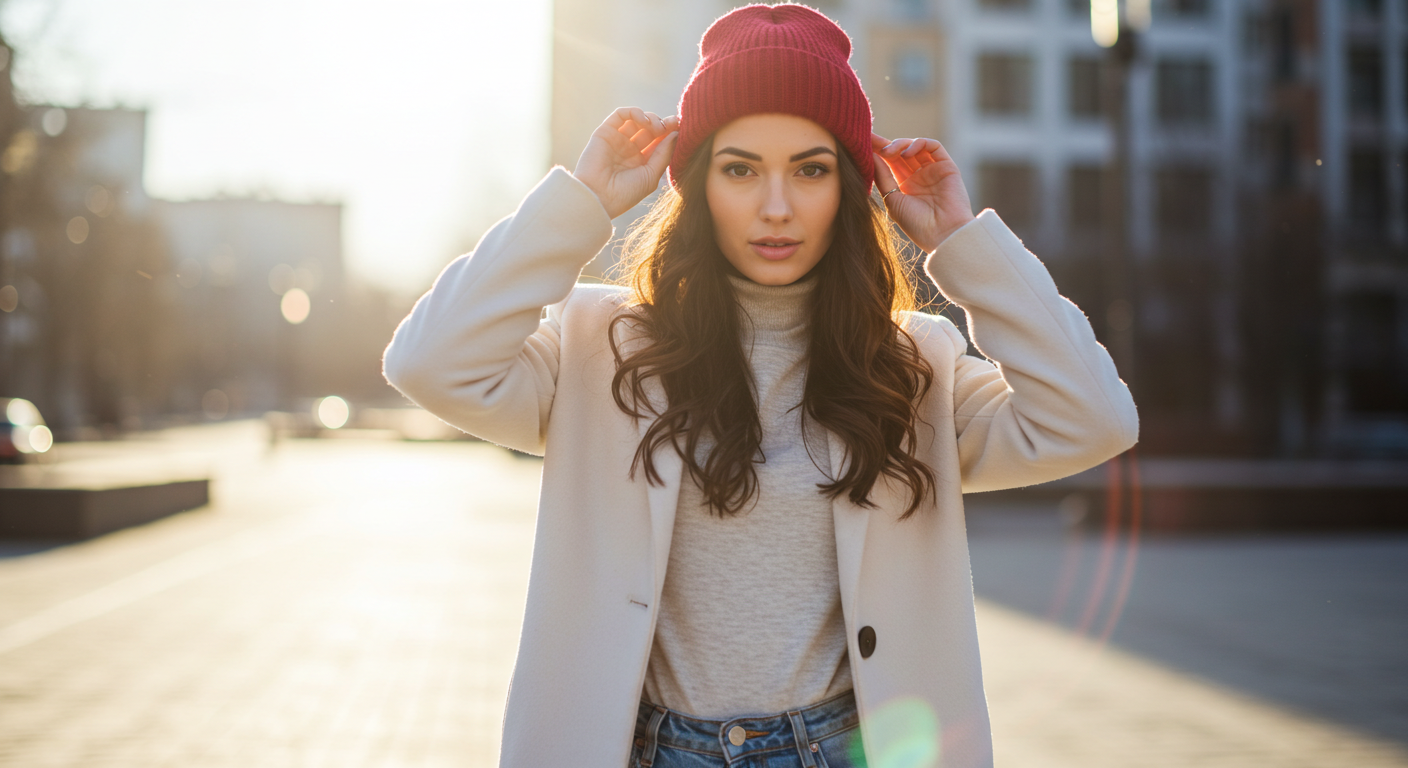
[646,131,679,181]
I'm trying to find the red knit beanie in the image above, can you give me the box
[667,4,875,190]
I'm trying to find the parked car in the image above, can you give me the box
[1,397,53,463]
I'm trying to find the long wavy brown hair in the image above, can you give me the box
[607,135,937,519]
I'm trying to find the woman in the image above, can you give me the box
[384,5,1138,768]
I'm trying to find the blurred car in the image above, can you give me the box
[1,397,53,463]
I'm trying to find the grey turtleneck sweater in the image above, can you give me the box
[641,271,852,719]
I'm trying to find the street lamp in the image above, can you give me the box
[1091,0,1151,48]
[1091,0,1149,386]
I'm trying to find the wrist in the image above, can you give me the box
[572,172,617,220]
[927,214,976,253]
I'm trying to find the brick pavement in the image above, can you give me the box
[0,425,1404,767]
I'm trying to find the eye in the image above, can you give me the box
[722,162,754,178]
[798,162,831,178]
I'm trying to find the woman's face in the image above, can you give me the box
[705,114,841,286]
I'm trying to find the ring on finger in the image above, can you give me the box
[881,187,901,201]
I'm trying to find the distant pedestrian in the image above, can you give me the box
[383,4,1138,768]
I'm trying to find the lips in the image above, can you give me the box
[749,238,802,261]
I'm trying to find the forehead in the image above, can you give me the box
[712,114,836,156]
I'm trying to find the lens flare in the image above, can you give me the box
[857,697,940,768]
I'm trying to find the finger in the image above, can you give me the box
[644,111,664,136]
[628,127,656,152]
[873,152,903,200]
[604,106,646,132]
[663,115,680,133]
[871,132,891,150]
[906,138,942,164]
[879,138,913,158]
[900,138,936,158]
[613,108,652,140]
[645,131,679,180]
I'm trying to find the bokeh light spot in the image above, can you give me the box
[315,396,350,430]
[176,258,203,288]
[86,185,111,216]
[268,263,295,295]
[0,284,17,313]
[24,425,53,453]
[66,216,90,244]
[202,389,230,420]
[41,107,67,137]
[6,398,41,426]
[281,288,311,324]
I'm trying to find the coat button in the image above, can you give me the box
[858,625,876,659]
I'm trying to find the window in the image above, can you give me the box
[895,0,930,17]
[1068,57,1103,118]
[1347,0,1382,17]
[1342,293,1405,413]
[978,162,1038,231]
[1067,165,1112,232]
[1348,46,1383,119]
[1158,0,1211,16]
[1160,0,1216,15]
[978,54,1034,117]
[1348,150,1386,234]
[1156,59,1214,126]
[893,49,935,95]
[1155,167,1212,236]
[979,0,1031,10]
[1272,9,1294,81]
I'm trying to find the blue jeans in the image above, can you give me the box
[628,690,867,768]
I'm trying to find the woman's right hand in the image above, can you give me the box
[573,108,679,220]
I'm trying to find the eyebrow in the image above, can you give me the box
[713,146,837,162]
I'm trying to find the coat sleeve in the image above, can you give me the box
[381,167,615,455]
[922,209,1139,493]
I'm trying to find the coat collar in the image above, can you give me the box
[636,411,870,626]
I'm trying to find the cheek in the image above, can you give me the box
[705,181,749,245]
[805,185,842,249]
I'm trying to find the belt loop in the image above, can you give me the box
[787,710,818,768]
[640,706,667,768]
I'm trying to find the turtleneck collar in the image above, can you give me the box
[726,271,816,335]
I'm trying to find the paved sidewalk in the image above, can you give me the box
[0,426,1404,767]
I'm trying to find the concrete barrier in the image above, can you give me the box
[0,466,210,540]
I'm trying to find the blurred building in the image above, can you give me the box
[0,97,402,436]
[154,197,347,417]
[0,105,177,436]
[551,0,1408,459]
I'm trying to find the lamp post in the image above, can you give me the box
[1092,0,1148,388]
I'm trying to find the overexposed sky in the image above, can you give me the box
[2,0,552,295]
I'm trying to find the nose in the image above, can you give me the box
[759,177,793,224]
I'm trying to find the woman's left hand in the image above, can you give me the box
[872,134,975,253]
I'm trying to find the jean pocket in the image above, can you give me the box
[813,724,866,768]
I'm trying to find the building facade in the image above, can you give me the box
[550,0,1408,458]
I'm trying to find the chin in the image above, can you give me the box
[728,253,823,286]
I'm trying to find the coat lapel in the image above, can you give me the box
[828,430,870,629]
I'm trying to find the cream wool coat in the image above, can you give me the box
[383,168,1139,768]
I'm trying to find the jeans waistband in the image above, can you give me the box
[634,690,859,766]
